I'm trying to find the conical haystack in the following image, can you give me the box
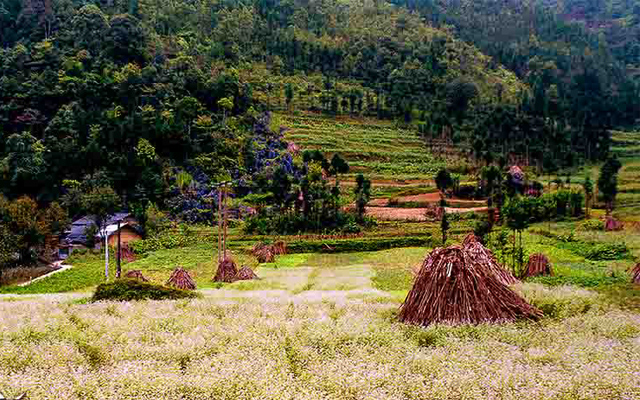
[524,253,553,277]
[605,216,623,231]
[632,263,640,285]
[272,240,288,255]
[124,269,149,282]
[214,257,238,283]
[399,246,542,326]
[166,267,196,290]
[252,243,275,263]
[236,265,259,280]
[462,234,519,285]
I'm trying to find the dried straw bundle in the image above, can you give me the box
[214,257,238,283]
[399,246,542,326]
[272,241,288,255]
[462,234,518,285]
[605,217,624,231]
[236,265,259,280]
[632,263,640,285]
[124,270,149,282]
[524,253,553,277]
[252,241,287,263]
[252,243,275,263]
[166,267,196,290]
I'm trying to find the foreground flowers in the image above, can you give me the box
[0,286,639,399]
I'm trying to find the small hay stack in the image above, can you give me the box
[272,240,288,255]
[214,257,238,283]
[605,217,624,232]
[166,267,197,290]
[524,253,553,277]
[252,241,288,263]
[252,243,275,263]
[632,263,640,285]
[462,234,519,285]
[398,246,542,326]
[236,265,259,280]
[124,270,149,282]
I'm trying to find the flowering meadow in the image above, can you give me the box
[1,284,639,400]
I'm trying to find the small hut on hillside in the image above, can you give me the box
[524,253,553,277]
[462,234,519,285]
[399,245,542,326]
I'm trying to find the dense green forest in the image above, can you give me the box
[0,0,637,213]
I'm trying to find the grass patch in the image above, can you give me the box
[372,268,413,292]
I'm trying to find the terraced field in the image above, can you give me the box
[278,113,443,182]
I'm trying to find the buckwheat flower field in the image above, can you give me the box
[1,285,639,399]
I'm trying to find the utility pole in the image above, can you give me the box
[223,184,228,260]
[116,219,122,279]
[104,226,109,281]
[217,188,223,264]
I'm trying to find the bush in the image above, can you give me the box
[581,219,604,231]
[92,279,200,302]
[128,224,198,255]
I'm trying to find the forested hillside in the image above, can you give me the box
[0,0,636,210]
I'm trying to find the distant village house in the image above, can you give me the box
[58,213,142,259]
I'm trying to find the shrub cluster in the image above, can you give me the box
[511,190,585,223]
[287,236,431,253]
[92,279,199,302]
[244,212,376,235]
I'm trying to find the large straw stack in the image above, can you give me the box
[166,267,197,290]
[462,234,519,285]
[399,246,542,326]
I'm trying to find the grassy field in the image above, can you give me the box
[3,124,640,398]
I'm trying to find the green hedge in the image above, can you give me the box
[92,279,200,302]
[287,236,432,253]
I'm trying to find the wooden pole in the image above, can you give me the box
[217,189,223,263]
[223,184,228,260]
[104,227,109,281]
[116,219,121,278]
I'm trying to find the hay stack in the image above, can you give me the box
[272,240,288,255]
[399,246,542,326]
[166,267,196,290]
[605,217,623,231]
[524,253,553,277]
[236,265,259,280]
[252,241,288,263]
[214,257,238,283]
[632,263,640,285]
[124,270,149,282]
[252,243,275,263]
[462,234,519,285]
